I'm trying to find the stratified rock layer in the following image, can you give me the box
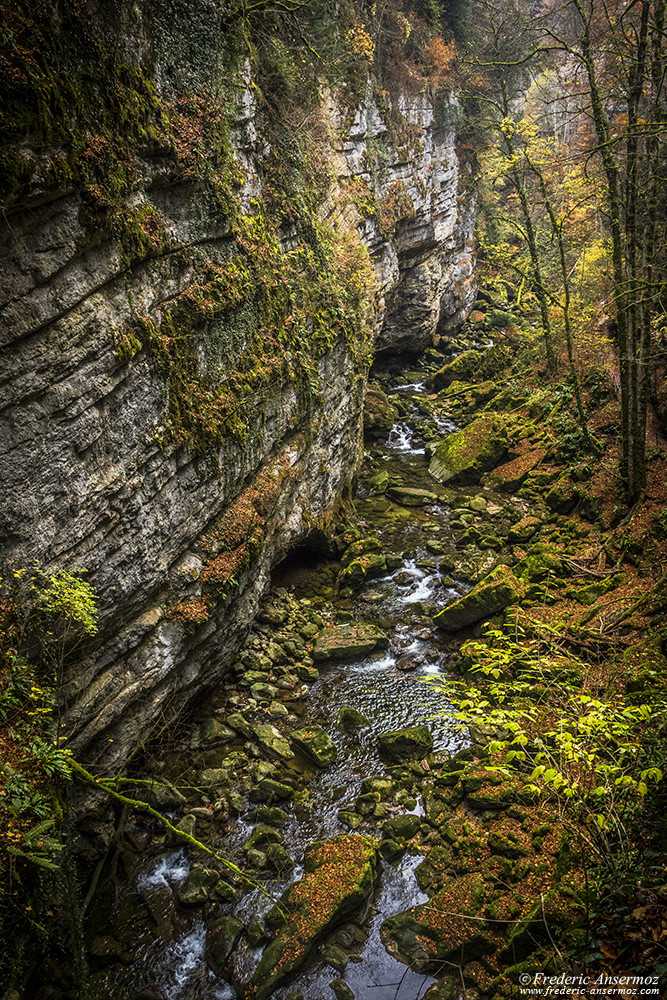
[0,3,474,766]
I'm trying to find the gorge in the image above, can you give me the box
[1,3,667,1000]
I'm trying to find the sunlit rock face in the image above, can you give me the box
[0,2,475,765]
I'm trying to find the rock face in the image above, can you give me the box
[344,90,477,355]
[0,3,474,767]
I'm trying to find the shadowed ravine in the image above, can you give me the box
[85,379,471,1000]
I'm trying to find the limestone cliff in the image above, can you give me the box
[0,0,475,765]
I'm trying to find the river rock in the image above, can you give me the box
[338,810,362,829]
[377,726,434,761]
[383,814,421,840]
[337,706,371,730]
[250,724,293,761]
[290,725,338,767]
[246,835,379,1000]
[205,916,243,976]
[387,486,439,507]
[246,824,283,849]
[433,565,523,632]
[177,865,220,907]
[190,718,236,749]
[142,780,185,810]
[250,682,279,703]
[226,712,254,739]
[250,777,294,802]
[428,414,508,484]
[330,979,355,1000]
[313,624,389,663]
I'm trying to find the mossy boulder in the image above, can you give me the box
[142,779,186,810]
[190,717,236,749]
[290,726,337,768]
[486,449,546,492]
[383,814,421,840]
[508,516,542,544]
[246,835,379,1000]
[381,904,496,971]
[250,724,294,761]
[364,386,399,438]
[545,478,577,514]
[434,565,523,632]
[337,706,371,731]
[313,624,389,663]
[377,726,434,762]
[177,865,221,907]
[205,916,243,977]
[386,486,440,507]
[338,552,387,589]
[250,777,293,802]
[429,415,508,485]
[433,350,481,390]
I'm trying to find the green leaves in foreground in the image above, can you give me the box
[425,621,665,865]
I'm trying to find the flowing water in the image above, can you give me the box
[89,380,470,1000]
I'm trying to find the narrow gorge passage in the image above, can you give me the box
[82,373,475,1000]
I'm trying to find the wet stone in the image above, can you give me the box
[250,777,293,802]
[205,916,243,977]
[377,726,434,762]
[338,705,371,730]
[190,718,235,749]
[313,623,389,663]
[251,724,293,761]
[250,682,279,702]
[290,725,338,767]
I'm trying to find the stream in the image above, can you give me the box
[87,378,472,1000]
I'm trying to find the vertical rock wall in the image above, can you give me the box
[0,0,475,765]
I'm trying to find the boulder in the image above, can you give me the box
[486,449,546,492]
[433,350,481,390]
[434,565,523,632]
[246,835,379,1000]
[251,724,294,761]
[383,814,421,840]
[337,706,371,731]
[338,552,387,590]
[364,386,399,438]
[330,981,355,1000]
[250,682,279,703]
[177,865,220,907]
[226,712,254,739]
[429,414,508,485]
[205,916,243,977]
[387,486,439,507]
[250,777,293,802]
[377,726,433,762]
[142,780,185,810]
[313,624,389,663]
[290,726,338,768]
[190,717,236,749]
[508,516,542,544]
